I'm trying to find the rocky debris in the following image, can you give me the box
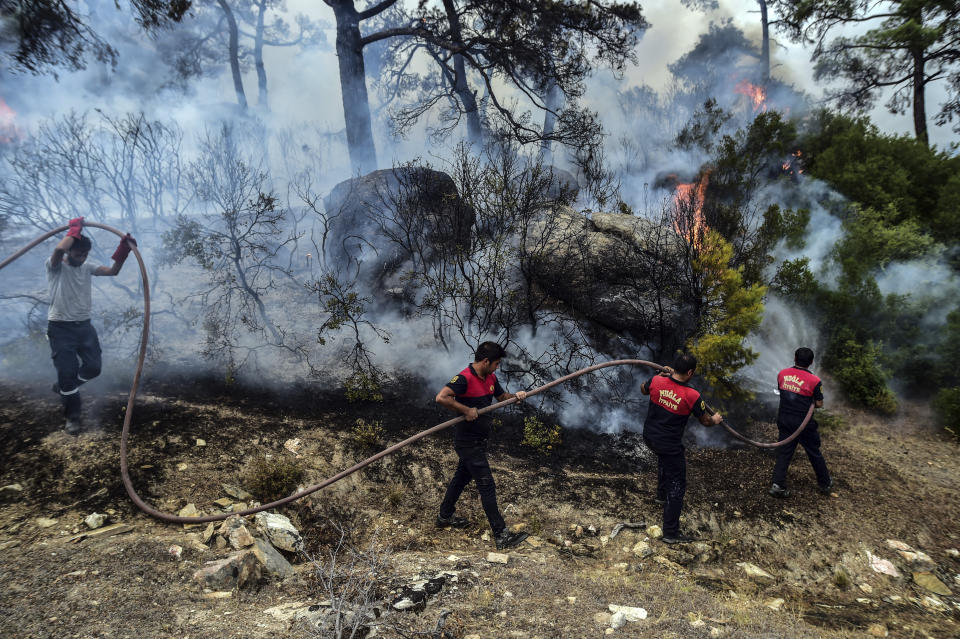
[35,517,57,529]
[255,512,302,552]
[866,550,901,577]
[168,545,183,560]
[213,498,233,509]
[945,548,959,559]
[68,522,133,543]
[486,552,509,564]
[84,513,106,529]
[222,483,253,501]
[736,562,775,584]
[203,591,232,599]
[646,525,662,539]
[192,550,261,590]
[609,521,645,539]
[195,438,206,447]
[0,540,21,550]
[252,539,293,578]
[263,601,310,623]
[201,522,216,544]
[764,598,785,610]
[606,604,647,630]
[390,571,457,612]
[652,556,686,574]
[631,540,653,558]
[0,483,23,501]
[296,601,380,637]
[867,623,888,637]
[227,525,256,550]
[912,572,952,596]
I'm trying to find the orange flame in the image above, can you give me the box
[673,172,710,250]
[782,150,804,176]
[734,80,767,112]
[0,97,20,143]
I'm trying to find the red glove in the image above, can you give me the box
[111,233,137,263]
[67,217,84,239]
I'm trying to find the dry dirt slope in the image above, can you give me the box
[0,377,958,639]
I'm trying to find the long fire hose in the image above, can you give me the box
[1,225,816,524]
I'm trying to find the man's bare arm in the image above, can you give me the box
[50,236,74,268]
[436,386,478,421]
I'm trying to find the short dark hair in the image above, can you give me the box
[672,352,697,374]
[475,341,506,363]
[71,235,92,252]
[794,347,814,367]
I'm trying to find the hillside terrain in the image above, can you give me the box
[0,375,958,639]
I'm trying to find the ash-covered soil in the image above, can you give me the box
[1,375,958,639]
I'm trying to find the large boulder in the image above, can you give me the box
[526,207,685,341]
[323,167,474,290]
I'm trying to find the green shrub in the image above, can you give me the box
[351,418,385,448]
[345,370,383,402]
[242,454,305,503]
[933,387,960,439]
[521,416,562,454]
[815,410,846,432]
[824,330,897,414]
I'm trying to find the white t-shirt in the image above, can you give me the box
[46,257,97,321]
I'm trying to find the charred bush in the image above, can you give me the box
[242,453,305,504]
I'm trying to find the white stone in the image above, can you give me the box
[645,525,662,539]
[84,513,106,530]
[609,611,627,629]
[858,582,873,594]
[196,439,206,447]
[566,596,576,604]
[885,539,912,552]
[690,619,706,627]
[254,512,302,552]
[866,551,901,577]
[764,598,785,610]
[631,541,653,558]
[35,517,57,529]
[486,552,509,564]
[607,605,647,622]
[168,545,183,560]
[736,562,775,583]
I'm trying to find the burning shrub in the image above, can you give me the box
[242,453,305,504]
[521,416,562,455]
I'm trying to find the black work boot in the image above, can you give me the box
[817,478,834,495]
[435,514,470,529]
[662,532,696,544]
[768,483,791,498]
[64,417,82,435]
[494,529,529,550]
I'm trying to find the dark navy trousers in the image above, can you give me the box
[48,320,101,419]
[645,435,686,536]
[772,419,831,488]
[439,440,506,535]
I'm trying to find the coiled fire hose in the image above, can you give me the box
[1,225,815,524]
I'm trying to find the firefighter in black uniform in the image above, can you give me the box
[768,347,832,498]
[641,353,723,544]
[435,341,529,550]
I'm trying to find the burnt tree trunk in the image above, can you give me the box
[758,0,770,85]
[328,0,378,174]
[912,46,928,146]
[254,0,268,110]
[442,0,482,144]
[217,0,247,109]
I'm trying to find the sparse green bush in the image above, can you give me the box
[933,387,960,439]
[824,330,897,414]
[351,418,385,448]
[833,567,851,590]
[345,371,383,403]
[521,416,562,454]
[242,453,305,503]
[815,410,846,432]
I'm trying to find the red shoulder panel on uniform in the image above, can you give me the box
[649,375,700,416]
[459,366,496,399]
[778,367,821,397]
